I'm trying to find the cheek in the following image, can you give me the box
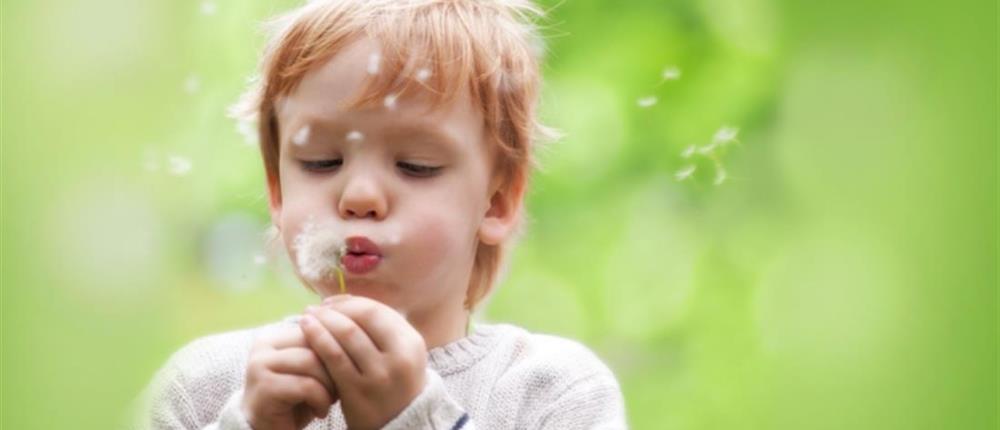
[278,205,309,251]
[277,176,335,232]
[400,208,478,277]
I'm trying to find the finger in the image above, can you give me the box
[253,324,309,351]
[306,306,383,376]
[323,295,417,354]
[266,372,334,419]
[266,347,337,396]
[300,314,361,385]
[293,404,316,429]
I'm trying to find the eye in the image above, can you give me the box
[397,161,442,178]
[299,159,343,173]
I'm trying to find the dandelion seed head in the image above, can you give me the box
[167,156,192,176]
[675,165,696,181]
[293,218,347,282]
[292,125,311,146]
[662,66,682,81]
[637,96,658,108]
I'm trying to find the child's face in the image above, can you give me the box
[269,38,501,316]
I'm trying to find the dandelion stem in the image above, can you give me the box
[337,267,346,294]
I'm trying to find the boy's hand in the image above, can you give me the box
[299,295,428,430]
[242,324,339,430]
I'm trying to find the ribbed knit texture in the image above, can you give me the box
[132,316,627,429]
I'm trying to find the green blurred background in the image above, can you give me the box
[1,0,996,428]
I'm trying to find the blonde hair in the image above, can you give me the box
[232,0,557,310]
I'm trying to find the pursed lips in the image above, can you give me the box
[341,236,382,274]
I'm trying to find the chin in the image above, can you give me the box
[345,280,397,303]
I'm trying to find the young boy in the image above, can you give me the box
[135,1,626,429]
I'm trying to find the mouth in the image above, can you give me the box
[340,236,382,274]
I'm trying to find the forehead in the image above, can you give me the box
[279,37,486,152]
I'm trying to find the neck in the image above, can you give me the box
[406,302,470,350]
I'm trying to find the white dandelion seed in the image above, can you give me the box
[253,254,267,265]
[346,130,364,143]
[714,166,728,186]
[167,156,192,176]
[292,125,311,146]
[183,75,201,94]
[292,218,347,282]
[384,93,398,109]
[712,126,739,146]
[636,96,658,108]
[681,145,696,158]
[415,68,432,83]
[675,165,696,181]
[367,52,381,75]
[200,1,216,15]
[661,66,682,81]
[236,120,257,146]
[697,143,717,155]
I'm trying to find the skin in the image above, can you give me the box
[242,37,526,430]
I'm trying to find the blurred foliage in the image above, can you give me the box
[1,0,996,429]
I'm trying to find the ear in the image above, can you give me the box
[266,176,283,233]
[478,171,526,246]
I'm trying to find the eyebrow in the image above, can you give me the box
[283,117,462,154]
[382,122,460,150]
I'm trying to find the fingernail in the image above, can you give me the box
[305,305,318,313]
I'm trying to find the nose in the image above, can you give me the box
[337,170,387,220]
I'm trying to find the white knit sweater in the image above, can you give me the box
[132,316,627,429]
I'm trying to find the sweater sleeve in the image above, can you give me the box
[129,360,200,429]
[201,390,255,430]
[380,367,626,430]
[381,368,476,430]
[129,326,259,430]
[534,370,628,429]
[130,359,253,430]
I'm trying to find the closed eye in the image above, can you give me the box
[397,161,442,178]
[299,159,342,173]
